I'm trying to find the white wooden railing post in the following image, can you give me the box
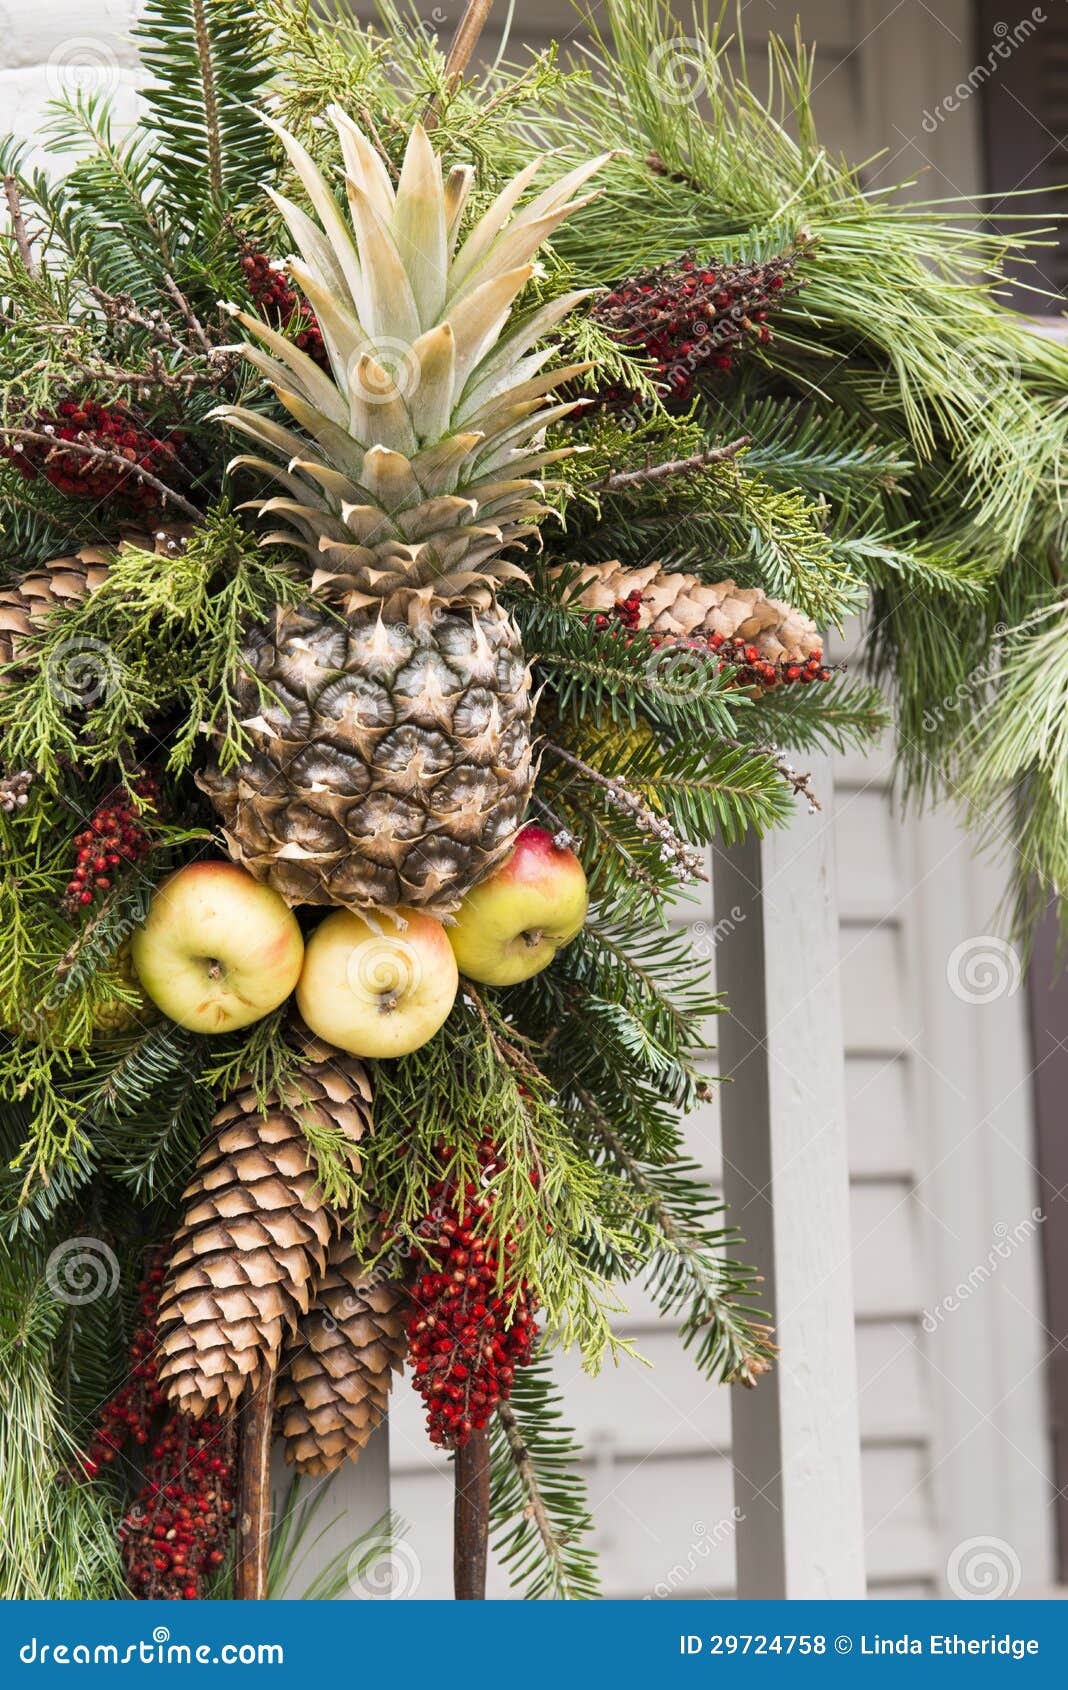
[713,750,866,1598]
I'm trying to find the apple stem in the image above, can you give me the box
[522,930,543,949]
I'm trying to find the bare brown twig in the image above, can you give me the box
[0,425,203,522]
[3,175,36,276]
[543,740,708,881]
[591,437,751,493]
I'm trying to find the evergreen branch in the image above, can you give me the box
[543,739,707,881]
[489,1353,600,1600]
[590,436,751,491]
[588,1105,775,1386]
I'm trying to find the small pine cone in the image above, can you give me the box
[276,1233,408,1475]
[157,1036,372,1419]
[557,560,822,666]
[0,527,190,674]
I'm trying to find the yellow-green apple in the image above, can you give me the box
[131,861,304,1033]
[447,825,588,986]
[296,908,458,1059]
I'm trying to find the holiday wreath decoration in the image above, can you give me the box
[3,0,1068,1600]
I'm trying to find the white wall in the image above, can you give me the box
[0,1,143,148]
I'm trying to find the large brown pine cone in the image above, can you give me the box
[555,560,822,664]
[156,1036,372,1419]
[0,528,189,673]
[276,1233,408,1475]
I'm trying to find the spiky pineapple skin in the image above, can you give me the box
[198,599,534,916]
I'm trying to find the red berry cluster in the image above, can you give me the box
[63,771,160,915]
[591,590,831,690]
[239,247,330,370]
[2,399,183,510]
[588,250,802,407]
[83,1250,236,1601]
[403,1141,539,1449]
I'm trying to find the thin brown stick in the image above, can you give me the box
[87,285,198,358]
[424,0,497,128]
[163,273,217,356]
[0,425,203,522]
[721,732,823,812]
[542,740,708,881]
[235,1366,277,1600]
[3,175,36,275]
[591,437,751,493]
[454,1427,491,1600]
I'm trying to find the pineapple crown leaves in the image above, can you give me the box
[211,109,608,611]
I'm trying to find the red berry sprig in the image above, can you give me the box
[587,249,803,408]
[63,771,160,916]
[590,590,832,690]
[2,399,184,510]
[239,247,330,370]
[403,1140,539,1450]
[81,1249,236,1601]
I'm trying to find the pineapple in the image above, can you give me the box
[199,112,604,916]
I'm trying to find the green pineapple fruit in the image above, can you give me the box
[199,112,604,915]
